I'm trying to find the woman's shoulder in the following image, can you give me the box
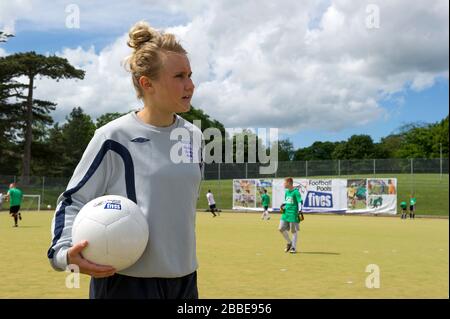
[95,112,134,136]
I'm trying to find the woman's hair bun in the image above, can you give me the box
[127,21,160,50]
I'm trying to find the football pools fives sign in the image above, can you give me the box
[232,178,397,214]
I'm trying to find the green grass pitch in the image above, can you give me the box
[0,211,447,298]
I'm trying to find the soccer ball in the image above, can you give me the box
[72,195,149,271]
[47,205,52,209]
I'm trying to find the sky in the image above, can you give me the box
[1,0,448,148]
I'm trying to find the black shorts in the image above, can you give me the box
[10,205,20,214]
[89,271,198,299]
[263,206,269,211]
[409,205,415,212]
[209,204,216,210]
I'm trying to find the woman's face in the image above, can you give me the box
[151,52,195,113]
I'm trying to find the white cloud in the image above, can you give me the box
[0,47,7,57]
[177,0,449,132]
[5,0,449,133]
[0,0,32,34]
[33,34,139,123]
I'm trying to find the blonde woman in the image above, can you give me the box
[48,21,202,299]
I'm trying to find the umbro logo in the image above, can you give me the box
[131,137,150,143]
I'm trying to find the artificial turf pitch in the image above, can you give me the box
[0,211,447,298]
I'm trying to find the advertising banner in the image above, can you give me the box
[271,178,347,213]
[233,178,397,214]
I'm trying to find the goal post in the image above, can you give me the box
[22,194,41,212]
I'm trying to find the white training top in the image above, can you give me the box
[206,192,215,206]
[48,112,203,278]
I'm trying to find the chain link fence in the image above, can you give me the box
[0,158,448,215]
[204,158,449,179]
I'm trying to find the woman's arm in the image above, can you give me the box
[47,130,116,277]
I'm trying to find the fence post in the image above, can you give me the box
[42,176,45,207]
[306,160,308,177]
[373,159,376,175]
[338,160,341,176]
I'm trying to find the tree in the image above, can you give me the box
[182,106,226,137]
[61,107,96,176]
[328,142,345,160]
[0,46,25,174]
[376,134,404,158]
[0,52,85,182]
[278,139,294,161]
[395,117,449,159]
[332,135,377,159]
[96,112,128,129]
[432,116,449,158]
[182,105,229,162]
[294,141,339,161]
[229,129,271,163]
[35,123,66,176]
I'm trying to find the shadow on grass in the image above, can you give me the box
[13,226,42,229]
[300,252,341,255]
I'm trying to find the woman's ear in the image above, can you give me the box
[139,76,155,94]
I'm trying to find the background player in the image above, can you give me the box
[260,189,270,220]
[5,183,23,227]
[400,200,408,219]
[409,194,417,219]
[278,177,303,254]
[206,190,218,217]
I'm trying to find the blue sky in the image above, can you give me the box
[3,29,118,54]
[1,0,448,149]
[288,78,449,147]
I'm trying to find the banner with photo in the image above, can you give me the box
[232,179,257,210]
[233,178,397,214]
[347,179,368,211]
[345,178,397,214]
[271,178,347,213]
[366,178,397,214]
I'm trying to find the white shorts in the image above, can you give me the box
[279,220,300,232]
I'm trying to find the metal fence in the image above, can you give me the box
[0,158,448,214]
[204,158,449,179]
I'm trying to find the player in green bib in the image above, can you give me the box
[6,183,23,227]
[260,189,271,220]
[409,195,417,219]
[400,201,408,219]
[278,177,303,254]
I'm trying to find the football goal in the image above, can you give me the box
[22,194,41,212]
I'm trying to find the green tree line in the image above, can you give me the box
[290,117,449,161]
